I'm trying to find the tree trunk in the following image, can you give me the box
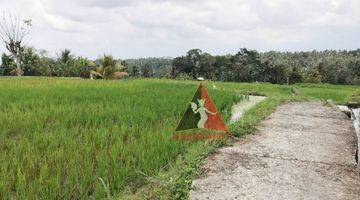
[14,55,23,76]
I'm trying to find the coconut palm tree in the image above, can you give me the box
[90,55,127,79]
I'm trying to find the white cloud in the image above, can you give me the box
[0,0,359,59]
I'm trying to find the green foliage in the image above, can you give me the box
[55,49,75,76]
[73,57,96,78]
[155,65,172,79]
[172,48,288,84]
[171,48,360,85]
[0,78,236,199]
[22,48,52,76]
[91,55,126,79]
[1,47,360,85]
[348,59,360,84]
[141,64,153,78]
[267,63,288,84]
[230,98,281,137]
[175,73,193,81]
[100,54,118,79]
[0,53,16,75]
[127,65,140,77]
[124,57,172,78]
[233,94,250,103]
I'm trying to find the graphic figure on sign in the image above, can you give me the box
[190,98,217,128]
[173,82,228,141]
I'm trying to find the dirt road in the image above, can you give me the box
[190,102,360,200]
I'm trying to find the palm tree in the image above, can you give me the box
[56,49,74,76]
[90,55,128,79]
[58,49,73,65]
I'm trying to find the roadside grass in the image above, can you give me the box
[0,78,358,199]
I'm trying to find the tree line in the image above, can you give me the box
[1,47,360,85]
[0,48,171,79]
[171,48,360,85]
[0,48,134,79]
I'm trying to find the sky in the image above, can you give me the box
[0,0,359,59]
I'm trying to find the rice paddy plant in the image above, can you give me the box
[0,78,357,199]
[0,78,237,199]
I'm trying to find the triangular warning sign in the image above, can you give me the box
[174,82,228,140]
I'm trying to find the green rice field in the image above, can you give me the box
[0,78,358,199]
